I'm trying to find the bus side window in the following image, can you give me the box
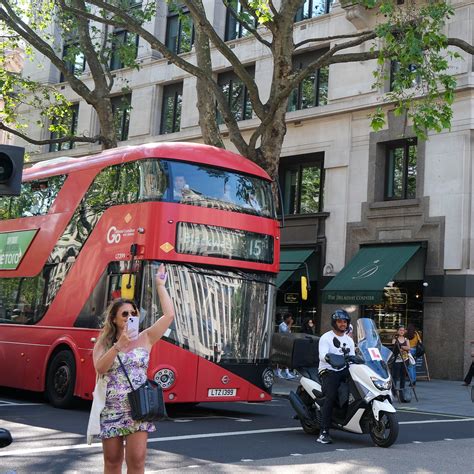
[85,167,121,209]
[139,160,167,201]
[5,176,66,219]
[0,275,46,325]
[119,162,140,204]
[0,196,11,220]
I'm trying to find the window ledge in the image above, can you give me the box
[279,212,330,221]
[370,198,420,210]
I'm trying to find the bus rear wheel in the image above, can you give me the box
[46,350,76,408]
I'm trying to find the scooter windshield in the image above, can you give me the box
[356,318,391,379]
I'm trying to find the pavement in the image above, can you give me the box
[272,375,474,417]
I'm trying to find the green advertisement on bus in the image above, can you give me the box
[0,229,37,270]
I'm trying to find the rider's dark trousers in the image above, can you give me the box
[320,368,349,431]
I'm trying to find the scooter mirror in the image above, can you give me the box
[0,428,12,448]
[333,337,341,348]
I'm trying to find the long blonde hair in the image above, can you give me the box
[97,298,138,350]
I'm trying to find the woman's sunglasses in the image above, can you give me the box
[120,310,138,317]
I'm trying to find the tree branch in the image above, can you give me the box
[0,122,101,146]
[73,0,249,153]
[0,1,93,102]
[295,30,374,49]
[447,37,474,55]
[182,0,265,117]
[224,0,272,47]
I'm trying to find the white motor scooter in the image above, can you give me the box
[289,318,398,447]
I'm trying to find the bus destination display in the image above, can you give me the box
[176,222,273,264]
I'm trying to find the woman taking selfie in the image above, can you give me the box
[93,264,174,474]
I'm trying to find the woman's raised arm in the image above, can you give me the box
[145,264,175,346]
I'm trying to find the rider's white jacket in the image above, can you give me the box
[318,331,355,372]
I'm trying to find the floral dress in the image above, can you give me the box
[99,347,156,439]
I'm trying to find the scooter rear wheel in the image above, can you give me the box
[300,419,319,435]
[369,411,399,447]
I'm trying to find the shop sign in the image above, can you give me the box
[284,293,299,304]
[385,289,407,305]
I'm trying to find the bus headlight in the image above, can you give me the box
[370,377,392,391]
[262,368,274,389]
[154,368,176,390]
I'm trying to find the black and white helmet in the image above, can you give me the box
[330,309,351,330]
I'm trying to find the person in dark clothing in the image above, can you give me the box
[301,318,316,335]
[463,362,473,386]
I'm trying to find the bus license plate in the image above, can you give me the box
[208,388,237,397]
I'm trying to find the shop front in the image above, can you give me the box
[322,243,426,344]
[275,248,320,332]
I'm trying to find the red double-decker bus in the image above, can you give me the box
[0,143,279,407]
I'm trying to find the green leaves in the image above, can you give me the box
[371,0,458,139]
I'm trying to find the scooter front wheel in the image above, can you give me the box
[369,411,399,447]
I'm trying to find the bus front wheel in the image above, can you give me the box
[46,350,76,408]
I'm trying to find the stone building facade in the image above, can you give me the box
[16,1,474,379]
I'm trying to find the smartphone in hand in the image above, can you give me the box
[127,316,139,341]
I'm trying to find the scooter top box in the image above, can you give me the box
[270,333,320,369]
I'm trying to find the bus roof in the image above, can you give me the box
[24,142,272,181]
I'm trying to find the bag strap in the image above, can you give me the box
[117,354,135,391]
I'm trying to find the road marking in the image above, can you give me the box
[399,418,474,425]
[336,448,348,451]
[1,418,473,457]
[444,438,454,441]
[290,453,302,456]
[241,459,253,462]
[0,401,42,406]
[412,441,423,444]
[397,409,473,419]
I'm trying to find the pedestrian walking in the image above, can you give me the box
[91,264,174,474]
[391,325,410,396]
[275,313,296,379]
[463,362,473,386]
[406,324,422,385]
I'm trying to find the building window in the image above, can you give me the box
[160,82,183,134]
[49,104,79,152]
[295,0,332,22]
[166,4,194,54]
[111,94,132,141]
[224,1,256,41]
[280,155,324,215]
[288,52,328,111]
[390,61,421,91]
[110,29,139,71]
[60,42,85,82]
[385,139,417,200]
[217,68,254,122]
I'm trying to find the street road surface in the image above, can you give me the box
[0,388,473,473]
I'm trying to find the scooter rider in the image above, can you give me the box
[317,309,355,444]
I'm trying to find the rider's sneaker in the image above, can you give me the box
[284,370,296,379]
[316,430,332,444]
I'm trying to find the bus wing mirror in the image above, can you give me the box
[301,276,308,301]
[120,274,136,300]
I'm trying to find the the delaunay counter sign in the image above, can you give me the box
[0,229,37,270]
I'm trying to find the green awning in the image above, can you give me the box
[322,244,422,305]
[276,249,314,288]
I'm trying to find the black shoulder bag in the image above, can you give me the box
[117,355,167,422]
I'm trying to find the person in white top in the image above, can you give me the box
[316,309,355,444]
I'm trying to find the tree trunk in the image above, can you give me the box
[193,1,224,149]
[93,98,118,150]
